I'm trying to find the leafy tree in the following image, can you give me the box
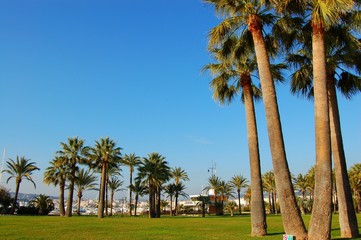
[3,156,39,214]
[204,175,222,215]
[29,194,54,215]
[132,179,147,216]
[121,153,141,216]
[196,195,211,218]
[88,137,122,218]
[57,137,89,217]
[174,182,189,216]
[44,156,68,216]
[0,186,12,214]
[349,163,361,212]
[225,201,238,217]
[74,168,98,215]
[262,171,277,214]
[229,175,249,215]
[164,183,176,216]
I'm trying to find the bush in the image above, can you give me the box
[17,206,39,215]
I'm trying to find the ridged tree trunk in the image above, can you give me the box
[110,191,114,216]
[149,181,155,218]
[129,169,133,216]
[237,189,241,215]
[328,77,359,238]
[308,26,332,240]
[156,185,161,218]
[97,161,107,218]
[77,191,82,215]
[11,179,21,214]
[169,195,173,216]
[105,176,109,216]
[175,194,179,216]
[134,193,139,216]
[66,165,76,217]
[248,14,307,240]
[242,74,267,236]
[59,182,65,216]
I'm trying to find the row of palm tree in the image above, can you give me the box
[204,0,360,239]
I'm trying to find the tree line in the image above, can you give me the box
[203,0,360,239]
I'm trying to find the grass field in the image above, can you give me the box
[0,214,360,240]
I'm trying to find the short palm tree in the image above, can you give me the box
[174,182,188,216]
[29,194,54,215]
[108,177,124,216]
[88,137,122,218]
[349,163,361,212]
[57,137,89,217]
[43,156,68,216]
[204,175,222,215]
[171,167,189,215]
[137,153,171,218]
[225,201,238,217]
[262,171,277,214]
[132,179,147,216]
[164,183,176,216]
[229,175,249,215]
[121,153,141,216]
[3,156,39,214]
[74,168,98,215]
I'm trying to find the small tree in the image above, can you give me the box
[29,194,54,215]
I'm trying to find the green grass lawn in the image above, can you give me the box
[0,214,360,240]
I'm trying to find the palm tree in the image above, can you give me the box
[174,182,189,216]
[196,195,211,218]
[218,180,233,215]
[3,156,39,214]
[164,183,176,216]
[104,165,122,216]
[74,168,98,215]
[293,173,311,214]
[204,1,307,237]
[88,137,122,218]
[287,22,360,237]
[171,167,189,215]
[226,201,238,217]
[137,153,171,218]
[229,175,249,215]
[108,177,124,216]
[204,175,222,215]
[29,194,54,215]
[121,153,141,216]
[132,179,147,216]
[274,1,356,238]
[262,171,277,214]
[349,163,361,212]
[57,137,89,217]
[43,156,68,216]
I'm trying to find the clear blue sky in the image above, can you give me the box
[1,0,360,200]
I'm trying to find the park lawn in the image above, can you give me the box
[0,214,360,240]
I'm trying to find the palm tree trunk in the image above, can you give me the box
[169,195,173,216]
[156,185,161,218]
[66,166,76,217]
[11,180,21,214]
[59,182,65,216]
[105,175,109,216]
[328,78,359,237]
[98,162,106,218]
[175,195,178,216]
[77,191,82,216]
[237,190,241,215]
[248,14,307,239]
[242,76,266,235]
[134,193,139,216]
[129,170,133,216]
[308,26,332,240]
[110,191,114,216]
[274,192,278,215]
[149,181,155,218]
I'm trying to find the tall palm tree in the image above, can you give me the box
[3,156,39,214]
[204,175,222,215]
[287,21,360,238]
[29,194,54,215]
[171,167,189,215]
[74,168,98,215]
[108,177,124,216]
[229,175,249,215]
[218,180,234,215]
[43,156,68,216]
[274,1,356,238]
[121,153,141,216]
[204,1,307,237]
[174,182,189,216]
[57,137,89,217]
[137,153,171,218]
[88,137,122,218]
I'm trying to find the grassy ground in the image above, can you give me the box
[0,214,360,240]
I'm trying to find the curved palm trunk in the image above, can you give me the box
[77,191,82,216]
[59,182,66,216]
[134,193,139,216]
[129,170,133,216]
[66,165,76,217]
[11,180,21,214]
[242,75,266,236]
[248,15,307,239]
[308,27,332,240]
[98,162,107,218]
[328,78,359,237]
